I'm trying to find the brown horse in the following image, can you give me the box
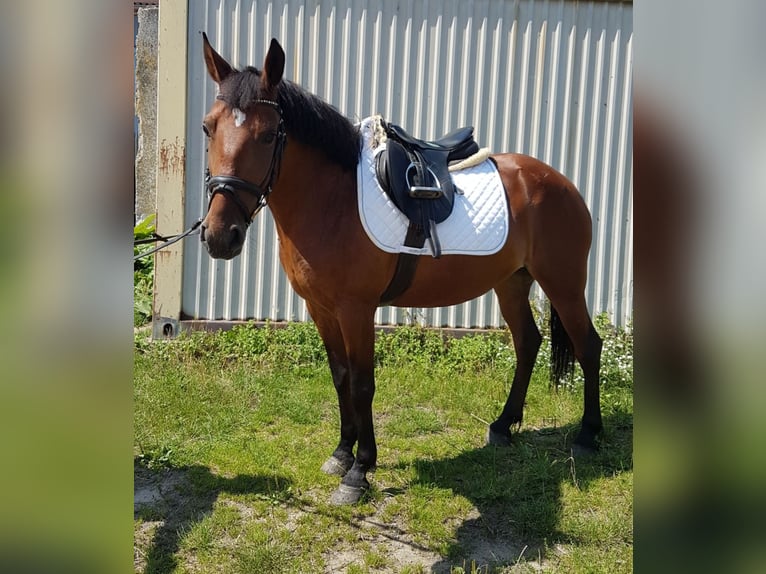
[200,34,603,504]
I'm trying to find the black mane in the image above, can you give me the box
[219,67,361,172]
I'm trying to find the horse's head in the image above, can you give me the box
[199,33,286,259]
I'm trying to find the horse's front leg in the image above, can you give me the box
[308,304,357,477]
[320,347,357,476]
[330,305,377,505]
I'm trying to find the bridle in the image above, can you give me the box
[134,101,286,262]
[204,99,287,226]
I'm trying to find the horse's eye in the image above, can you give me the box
[263,133,276,145]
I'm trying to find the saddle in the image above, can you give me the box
[375,121,479,258]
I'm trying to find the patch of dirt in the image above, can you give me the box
[134,468,549,573]
[134,465,187,512]
[324,498,441,573]
[437,508,547,573]
[133,466,192,573]
[322,497,444,572]
[319,499,544,573]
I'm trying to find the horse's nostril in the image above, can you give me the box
[229,224,245,248]
[199,222,208,242]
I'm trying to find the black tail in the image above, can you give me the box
[550,305,575,387]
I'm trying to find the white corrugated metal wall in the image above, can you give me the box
[180,0,633,327]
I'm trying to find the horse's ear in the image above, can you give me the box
[202,32,233,85]
[262,38,285,91]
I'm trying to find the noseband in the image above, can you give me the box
[205,99,287,226]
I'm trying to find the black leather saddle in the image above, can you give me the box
[375,120,479,258]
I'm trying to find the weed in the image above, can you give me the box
[135,444,175,470]
[364,549,389,569]
[133,215,156,327]
[375,324,447,367]
[444,332,515,373]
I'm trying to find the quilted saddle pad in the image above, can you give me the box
[356,116,509,257]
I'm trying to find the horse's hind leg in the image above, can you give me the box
[309,304,357,477]
[488,268,542,446]
[536,282,603,451]
[559,300,603,450]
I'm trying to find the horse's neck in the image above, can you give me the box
[268,141,357,238]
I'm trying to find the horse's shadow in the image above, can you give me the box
[398,409,633,572]
[134,459,293,574]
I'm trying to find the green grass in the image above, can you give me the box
[134,319,632,573]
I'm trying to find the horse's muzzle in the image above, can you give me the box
[200,220,245,260]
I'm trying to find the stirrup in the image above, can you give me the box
[406,163,443,199]
[409,186,443,199]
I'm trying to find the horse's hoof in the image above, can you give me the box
[572,426,601,455]
[321,455,352,477]
[486,427,512,447]
[329,483,367,505]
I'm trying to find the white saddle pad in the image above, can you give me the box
[356,117,508,256]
